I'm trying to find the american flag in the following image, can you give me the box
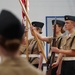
[22,0,29,25]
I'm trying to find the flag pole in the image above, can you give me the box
[19,0,47,62]
[25,0,29,60]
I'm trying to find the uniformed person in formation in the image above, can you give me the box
[52,15,75,75]
[0,9,45,75]
[20,21,44,70]
[31,19,65,75]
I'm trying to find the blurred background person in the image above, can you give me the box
[0,9,45,75]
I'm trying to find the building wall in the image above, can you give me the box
[0,0,75,37]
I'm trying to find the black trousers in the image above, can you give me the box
[33,64,38,68]
[47,56,58,75]
[51,66,58,75]
[61,61,75,75]
[33,64,43,71]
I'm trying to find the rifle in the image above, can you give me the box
[46,18,56,75]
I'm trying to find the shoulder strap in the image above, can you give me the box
[28,38,33,45]
[70,36,75,47]
[31,41,37,54]
[23,38,33,53]
[29,41,37,62]
[58,37,63,49]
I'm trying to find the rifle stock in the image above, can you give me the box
[46,52,55,75]
[46,18,56,75]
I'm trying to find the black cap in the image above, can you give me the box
[52,20,65,27]
[0,10,24,39]
[64,15,75,22]
[32,21,44,29]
